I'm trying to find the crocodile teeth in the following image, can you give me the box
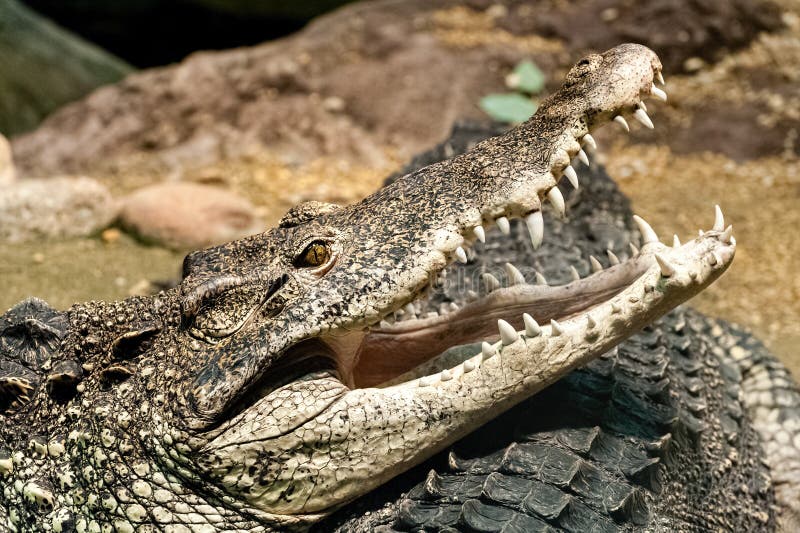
[463,359,476,372]
[638,101,647,112]
[651,84,667,102]
[550,319,564,336]
[586,314,597,329]
[466,290,479,301]
[629,243,640,256]
[481,273,501,293]
[673,234,681,247]
[578,149,590,166]
[611,302,622,313]
[713,205,725,232]
[455,246,468,264]
[634,108,654,129]
[654,253,676,277]
[474,225,486,243]
[720,225,733,244]
[569,265,580,281]
[504,263,526,286]
[606,249,620,265]
[525,211,544,249]
[583,133,597,150]
[449,302,459,312]
[633,214,659,244]
[496,217,511,235]
[656,71,665,85]
[481,341,496,358]
[535,272,548,285]
[404,303,416,316]
[589,255,603,273]
[614,115,630,131]
[547,187,566,218]
[498,319,519,345]
[440,369,453,381]
[564,165,579,189]
[523,313,540,337]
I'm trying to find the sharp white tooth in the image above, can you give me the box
[710,251,723,266]
[699,229,705,236]
[633,214,659,244]
[440,369,453,381]
[654,253,676,277]
[535,272,548,285]
[563,165,579,189]
[606,249,620,265]
[498,319,519,346]
[614,115,630,131]
[466,248,476,261]
[525,211,544,249]
[466,290,479,301]
[481,273,501,293]
[713,205,725,232]
[569,265,580,281]
[578,148,590,166]
[730,236,736,246]
[404,303,416,316]
[586,314,596,329]
[504,263,526,285]
[656,71,665,85]
[651,84,667,102]
[449,302,460,312]
[380,320,391,329]
[634,108,654,129]
[611,302,621,313]
[523,313,540,337]
[583,133,597,150]
[497,217,511,235]
[673,234,681,248]
[419,375,436,387]
[439,303,450,315]
[482,341,496,358]
[637,101,647,112]
[547,187,566,218]
[720,225,733,244]
[455,246,468,264]
[474,225,486,243]
[463,359,476,372]
[589,255,603,273]
[425,311,439,319]
[550,319,564,336]
[629,243,639,256]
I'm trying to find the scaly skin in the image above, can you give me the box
[0,44,740,531]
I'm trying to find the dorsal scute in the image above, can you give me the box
[0,298,68,411]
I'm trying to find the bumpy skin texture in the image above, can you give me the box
[318,123,800,532]
[0,46,794,532]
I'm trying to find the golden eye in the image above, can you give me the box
[295,241,331,268]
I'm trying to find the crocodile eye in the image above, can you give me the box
[295,241,331,268]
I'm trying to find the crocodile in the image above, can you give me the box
[0,43,797,532]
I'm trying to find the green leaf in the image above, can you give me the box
[479,93,538,124]
[512,60,546,94]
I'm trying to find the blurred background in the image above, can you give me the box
[0,0,798,374]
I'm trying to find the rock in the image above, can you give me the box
[0,134,15,186]
[0,0,132,136]
[119,183,263,250]
[0,177,117,243]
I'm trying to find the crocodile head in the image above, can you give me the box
[0,44,735,530]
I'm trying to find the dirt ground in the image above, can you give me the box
[2,0,798,374]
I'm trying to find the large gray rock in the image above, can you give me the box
[0,134,15,186]
[118,182,263,250]
[0,177,117,242]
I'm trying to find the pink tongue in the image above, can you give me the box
[352,259,646,387]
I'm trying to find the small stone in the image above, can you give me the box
[101,227,121,244]
[119,183,263,250]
